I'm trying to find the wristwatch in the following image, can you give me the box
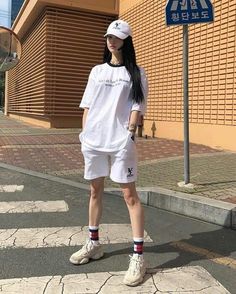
[128,125,136,141]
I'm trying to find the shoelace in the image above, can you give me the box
[79,240,92,254]
[128,255,143,274]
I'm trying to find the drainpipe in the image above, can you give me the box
[4,72,8,115]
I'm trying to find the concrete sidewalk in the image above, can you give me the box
[0,112,235,228]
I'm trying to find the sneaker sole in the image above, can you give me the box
[123,267,146,287]
[91,251,104,260]
[123,275,144,287]
[70,251,104,265]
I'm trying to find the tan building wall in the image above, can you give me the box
[6,0,118,128]
[119,0,236,151]
[5,0,236,150]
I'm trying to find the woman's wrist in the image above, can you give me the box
[128,123,137,133]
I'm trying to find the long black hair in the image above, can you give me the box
[103,36,144,104]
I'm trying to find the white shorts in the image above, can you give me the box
[81,136,137,183]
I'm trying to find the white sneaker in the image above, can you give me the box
[123,254,146,286]
[69,239,104,265]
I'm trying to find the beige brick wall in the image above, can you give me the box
[119,0,236,150]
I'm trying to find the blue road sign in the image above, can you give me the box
[166,0,214,25]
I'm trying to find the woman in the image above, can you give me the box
[70,19,148,287]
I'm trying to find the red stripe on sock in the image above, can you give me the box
[134,242,143,254]
[89,230,99,240]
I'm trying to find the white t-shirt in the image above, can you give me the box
[79,62,148,152]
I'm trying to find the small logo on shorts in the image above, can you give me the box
[127,168,134,178]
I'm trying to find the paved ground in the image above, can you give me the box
[0,113,236,293]
[0,167,235,293]
[0,113,236,204]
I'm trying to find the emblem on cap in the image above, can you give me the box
[113,22,121,30]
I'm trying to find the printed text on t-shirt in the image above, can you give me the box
[99,78,130,87]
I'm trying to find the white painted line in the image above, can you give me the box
[199,0,208,9]
[171,0,179,11]
[0,201,69,213]
[0,224,152,249]
[0,266,230,293]
[0,185,24,192]
[190,0,198,9]
[150,265,230,293]
[180,0,187,10]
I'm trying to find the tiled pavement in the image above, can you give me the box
[0,113,236,203]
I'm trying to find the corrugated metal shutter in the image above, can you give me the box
[8,10,47,116]
[7,7,115,122]
[44,8,114,117]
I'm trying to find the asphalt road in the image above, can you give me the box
[0,167,235,293]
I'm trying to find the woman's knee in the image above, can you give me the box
[90,177,104,199]
[122,187,140,207]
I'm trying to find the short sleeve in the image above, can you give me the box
[79,67,96,109]
[131,67,148,115]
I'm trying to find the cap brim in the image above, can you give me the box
[104,29,128,40]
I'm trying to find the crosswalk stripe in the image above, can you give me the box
[0,224,152,249]
[0,185,24,192]
[0,266,230,294]
[0,201,69,213]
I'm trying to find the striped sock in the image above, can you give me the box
[89,226,99,244]
[133,237,144,255]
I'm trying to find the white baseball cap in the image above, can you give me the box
[104,20,132,39]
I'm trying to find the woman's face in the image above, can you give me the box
[106,35,124,53]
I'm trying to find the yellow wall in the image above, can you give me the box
[119,0,236,151]
[144,120,236,151]
[119,0,142,14]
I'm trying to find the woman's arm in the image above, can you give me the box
[82,108,89,129]
[128,110,140,134]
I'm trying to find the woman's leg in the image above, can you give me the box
[121,181,146,286]
[120,181,144,238]
[69,176,105,265]
[89,177,105,227]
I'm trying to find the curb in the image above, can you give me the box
[0,162,235,230]
[232,208,236,230]
[105,187,236,230]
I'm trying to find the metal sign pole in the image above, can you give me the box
[165,0,214,186]
[183,24,190,184]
